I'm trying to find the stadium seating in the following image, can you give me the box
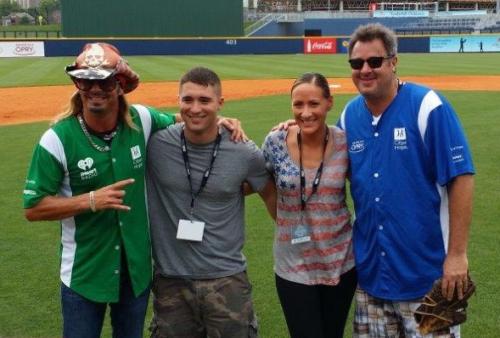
[247,0,498,36]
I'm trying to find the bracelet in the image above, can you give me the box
[89,191,96,212]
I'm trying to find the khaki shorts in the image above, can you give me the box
[150,270,258,338]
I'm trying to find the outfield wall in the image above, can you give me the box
[2,35,499,58]
[61,0,243,38]
[43,39,303,56]
[335,37,429,53]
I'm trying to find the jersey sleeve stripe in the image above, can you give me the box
[39,128,68,172]
[417,90,442,142]
[339,107,347,131]
[132,104,152,146]
[436,183,450,253]
[60,217,77,287]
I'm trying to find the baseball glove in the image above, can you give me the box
[414,275,475,335]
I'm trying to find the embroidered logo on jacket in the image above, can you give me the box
[131,145,143,169]
[450,145,465,163]
[78,157,98,180]
[349,140,365,153]
[394,128,408,150]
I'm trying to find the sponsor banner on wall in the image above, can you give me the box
[373,10,429,18]
[337,38,350,54]
[430,35,500,53]
[435,10,487,17]
[0,41,45,57]
[304,37,336,54]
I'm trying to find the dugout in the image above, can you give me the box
[61,0,243,38]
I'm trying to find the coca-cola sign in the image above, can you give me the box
[304,38,337,54]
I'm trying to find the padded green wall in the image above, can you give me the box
[61,0,243,37]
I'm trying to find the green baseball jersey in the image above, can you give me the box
[23,104,175,302]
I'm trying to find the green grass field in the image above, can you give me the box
[1,53,500,88]
[1,53,500,337]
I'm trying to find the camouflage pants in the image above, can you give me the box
[150,271,258,338]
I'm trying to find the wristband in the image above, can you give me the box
[89,191,96,212]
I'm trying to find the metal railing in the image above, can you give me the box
[244,14,276,36]
[0,30,61,39]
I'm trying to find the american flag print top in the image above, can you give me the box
[262,126,355,285]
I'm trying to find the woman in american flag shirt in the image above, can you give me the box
[262,73,356,338]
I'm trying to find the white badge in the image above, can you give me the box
[291,236,311,245]
[177,219,205,242]
[291,225,311,245]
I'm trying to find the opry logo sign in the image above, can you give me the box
[304,37,337,54]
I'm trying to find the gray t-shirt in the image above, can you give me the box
[147,124,270,279]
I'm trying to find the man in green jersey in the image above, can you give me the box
[22,43,241,338]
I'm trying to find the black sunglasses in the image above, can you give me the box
[348,55,394,70]
[72,77,119,92]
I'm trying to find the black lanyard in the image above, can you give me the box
[298,125,329,211]
[180,129,221,214]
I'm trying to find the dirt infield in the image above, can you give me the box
[1,75,499,126]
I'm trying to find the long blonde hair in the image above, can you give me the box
[52,91,136,129]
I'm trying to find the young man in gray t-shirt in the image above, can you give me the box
[146,67,276,337]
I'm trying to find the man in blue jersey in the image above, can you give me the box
[338,23,475,337]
